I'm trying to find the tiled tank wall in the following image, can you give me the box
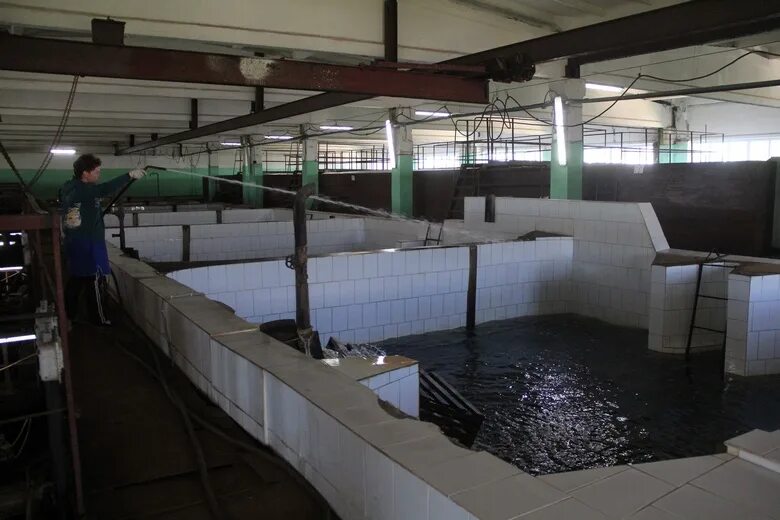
[170,247,472,346]
[726,273,780,376]
[465,197,668,328]
[648,263,730,353]
[104,208,292,227]
[106,218,370,263]
[359,365,420,418]
[108,245,585,520]
[476,238,572,323]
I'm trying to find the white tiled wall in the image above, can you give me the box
[105,225,183,262]
[171,247,472,346]
[648,263,730,354]
[465,197,667,328]
[476,238,572,323]
[105,217,430,263]
[104,207,289,228]
[360,365,420,417]
[106,246,507,520]
[726,274,780,376]
[138,210,216,226]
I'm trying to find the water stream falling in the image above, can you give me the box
[148,166,499,244]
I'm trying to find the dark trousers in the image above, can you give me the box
[65,275,110,325]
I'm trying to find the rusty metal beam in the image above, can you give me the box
[117,0,780,154]
[0,33,488,103]
[449,0,780,66]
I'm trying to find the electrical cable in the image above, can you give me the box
[0,352,38,374]
[29,76,79,187]
[638,51,756,83]
[106,274,331,518]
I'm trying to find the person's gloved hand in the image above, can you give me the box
[129,168,147,180]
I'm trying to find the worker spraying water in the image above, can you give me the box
[60,154,148,326]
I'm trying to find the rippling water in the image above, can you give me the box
[379,314,780,475]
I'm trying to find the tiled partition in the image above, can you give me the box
[648,262,730,354]
[726,273,780,376]
[476,238,572,323]
[104,208,291,228]
[170,246,472,346]
[107,245,590,520]
[465,197,668,328]
[106,218,368,263]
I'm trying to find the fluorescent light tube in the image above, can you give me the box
[415,111,450,118]
[220,142,241,147]
[586,83,624,93]
[554,96,567,167]
[320,125,354,131]
[0,334,36,344]
[385,120,396,169]
[51,148,76,155]
[265,135,293,140]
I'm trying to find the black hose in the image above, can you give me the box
[108,270,329,518]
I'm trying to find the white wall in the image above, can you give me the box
[476,238,572,323]
[170,247,472,346]
[648,263,729,354]
[465,197,668,329]
[726,273,780,376]
[109,245,582,520]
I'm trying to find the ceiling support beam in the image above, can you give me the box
[189,99,198,130]
[116,0,780,155]
[0,33,488,103]
[451,0,780,67]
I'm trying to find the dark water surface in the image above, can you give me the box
[379,314,780,476]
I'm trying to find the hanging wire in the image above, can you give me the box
[29,76,79,187]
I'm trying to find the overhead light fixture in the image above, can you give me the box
[0,334,36,345]
[0,266,23,272]
[220,142,241,147]
[320,125,354,131]
[50,148,76,155]
[415,110,450,118]
[554,96,567,167]
[265,135,293,140]
[385,120,396,169]
[586,83,624,93]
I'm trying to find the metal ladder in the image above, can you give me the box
[685,253,737,373]
[423,222,444,246]
[446,165,480,220]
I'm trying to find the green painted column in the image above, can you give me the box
[659,141,690,164]
[241,136,264,208]
[390,108,413,216]
[391,154,413,216]
[549,79,585,200]
[302,137,319,199]
[550,140,583,200]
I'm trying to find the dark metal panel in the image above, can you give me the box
[0,33,487,103]
[384,0,398,62]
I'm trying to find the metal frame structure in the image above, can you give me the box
[0,33,488,104]
[0,198,84,516]
[111,0,780,154]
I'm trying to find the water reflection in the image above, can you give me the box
[380,314,780,475]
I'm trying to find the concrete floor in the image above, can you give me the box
[70,317,329,519]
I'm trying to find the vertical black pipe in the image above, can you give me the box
[293,184,316,354]
[182,225,191,262]
[384,0,398,62]
[467,245,478,330]
[117,205,126,250]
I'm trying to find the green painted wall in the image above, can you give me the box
[0,167,237,200]
[242,162,264,208]
[391,155,413,216]
[550,141,583,200]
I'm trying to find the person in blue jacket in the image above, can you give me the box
[60,154,146,325]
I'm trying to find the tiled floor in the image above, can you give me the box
[516,437,780,520]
